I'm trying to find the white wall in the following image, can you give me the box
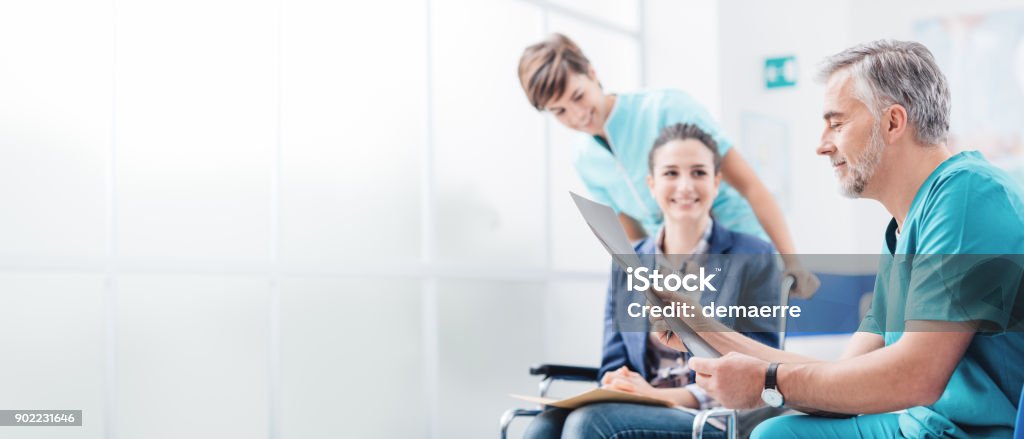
[645,0,721,118]
[849,0,1024,41]
[717,0,888,256]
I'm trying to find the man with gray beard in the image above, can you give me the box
[649,40,1024,438]
[832,123,883,197]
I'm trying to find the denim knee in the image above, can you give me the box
[522,408,570,439]
[561,404,613,439]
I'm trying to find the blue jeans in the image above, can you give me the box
[750,413,902,438]
[522,403,725,439]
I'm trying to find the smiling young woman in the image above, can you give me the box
[519,122,786,439]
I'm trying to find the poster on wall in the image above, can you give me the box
[915,11,1024,182]
[740,111,791,211]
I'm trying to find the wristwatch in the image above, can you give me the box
[761,362,785,408]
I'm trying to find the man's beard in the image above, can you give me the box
[839,126,885,198]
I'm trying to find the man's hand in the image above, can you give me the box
[688,352,768,409]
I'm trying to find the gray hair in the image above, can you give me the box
[818,40,951,145]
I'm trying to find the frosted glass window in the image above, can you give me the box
[0,1,111,266]
[436,280,546,437]
[543,280,606,366]
[549,0,639,32]
[431,0,547,268]
[0,274,105,439]
[280,0,426,271]
[114,0,277,265]
[548,13,642,93]
[549,124,615,273]
[116,275,269,439]
[281,277,424,438]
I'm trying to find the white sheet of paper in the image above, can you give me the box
[569,191,721,359]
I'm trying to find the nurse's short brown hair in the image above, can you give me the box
[518,33,592,110]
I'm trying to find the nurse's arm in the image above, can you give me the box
[720,148,820,298]
[719,149,795,255]
[777,320,977,414]
[618,212,647,241]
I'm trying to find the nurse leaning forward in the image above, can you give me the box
[518,33,820,298]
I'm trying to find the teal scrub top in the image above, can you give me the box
[858,151,1024,438]
[572,89,765,239]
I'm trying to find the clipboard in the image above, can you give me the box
[509,388,675,410]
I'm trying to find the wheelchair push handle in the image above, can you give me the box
[781,274,797,297]
[777,274,797,351]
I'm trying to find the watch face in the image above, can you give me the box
[761,388,784,408]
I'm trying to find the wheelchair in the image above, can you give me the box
[499,275,798,439]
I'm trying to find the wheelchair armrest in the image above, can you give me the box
[529,364,600,382]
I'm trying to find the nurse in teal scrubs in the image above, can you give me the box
[518,33,819,298]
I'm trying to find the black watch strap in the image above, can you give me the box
[765,362,780,389]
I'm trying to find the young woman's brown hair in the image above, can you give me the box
[650,123,722,174]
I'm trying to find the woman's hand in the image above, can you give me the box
[647,285,691,353]
[602,366,700,408]
[647,284,722,353]
[646,284,709,353]
[601,366,658,398]
[651,319,688,353]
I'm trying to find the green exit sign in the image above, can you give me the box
[765,56,797,89]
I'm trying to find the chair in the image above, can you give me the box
[498,364,598,439]
[498,363,737,439]
[498,276,798,439]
